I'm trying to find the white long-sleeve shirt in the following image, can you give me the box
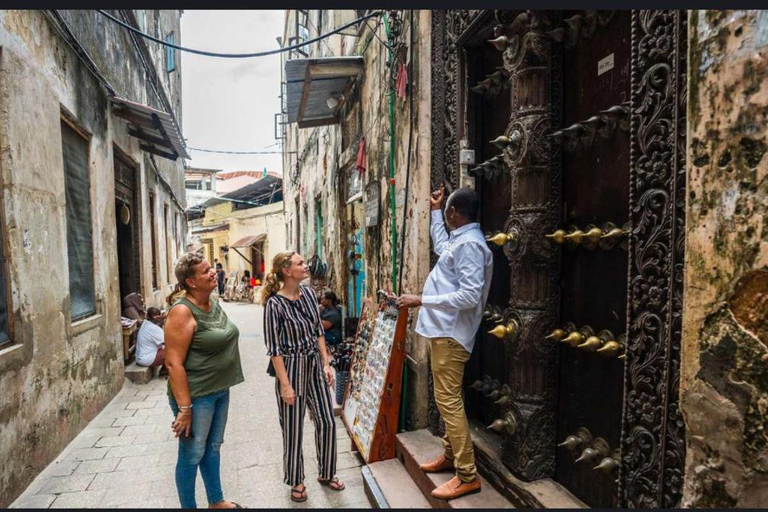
[415,210,494,353]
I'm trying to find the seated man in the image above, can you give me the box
[319,291,342,346]
[135,307,166,374]
[122,292,146,323]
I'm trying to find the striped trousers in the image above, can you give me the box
[275,353,337,486]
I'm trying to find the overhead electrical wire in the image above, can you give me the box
[96,9,381,59]
[188,148,289,155]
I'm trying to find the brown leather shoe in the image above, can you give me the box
[419,455,454,473]
[431,476,481,500]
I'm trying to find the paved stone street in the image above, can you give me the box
[11,302,370,509]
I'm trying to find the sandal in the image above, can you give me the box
[291,484,308,503]
[317,476,346,491]
[231,503,245,509]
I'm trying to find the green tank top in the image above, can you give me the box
[167,296,244,399]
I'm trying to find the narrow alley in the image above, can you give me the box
[10,302,371,509]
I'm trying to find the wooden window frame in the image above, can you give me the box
[166,32,176,73]
[61,113,97,322]
[164,202,172,284]
[149,191,158,290]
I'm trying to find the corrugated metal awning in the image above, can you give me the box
[286,57,364,128]
[110,97,190,160]
[230,234,266,248]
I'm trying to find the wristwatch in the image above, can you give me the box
[179,404,193,411]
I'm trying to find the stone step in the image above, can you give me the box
[395,429,515,509]
[124,362,152,385]
[364,459,432,509]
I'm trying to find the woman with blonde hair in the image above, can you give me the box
[261,251,344,502]
[164,253,245,509]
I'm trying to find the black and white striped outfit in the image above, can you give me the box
[264,285,337,486]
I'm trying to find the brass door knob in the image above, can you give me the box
[489,36,509,51]
[487,412,518,436]
[575,438,610,464]
[578,336,604,352]
[470,380,484,390]
[490,135,510,148]
[563,229,585,244]
[488,320,519,340]
[581,226,604,250]
[558,435,582,450]
[486,231,518,247]
[597,341,625,358]
[545,328,567,341]
[561,331,584,348]
[599,222,629,250]
[594,455,620,473]
[545,229,568,245]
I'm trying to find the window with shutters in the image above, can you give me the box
[149,192,158,290]
[166,33,176,73]
[61,120,95,321]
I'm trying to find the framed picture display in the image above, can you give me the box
[342,296,408,463]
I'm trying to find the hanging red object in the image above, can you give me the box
[356,137,367,173]
[396,62,408,100]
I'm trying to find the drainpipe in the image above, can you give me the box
[384,13,398,294]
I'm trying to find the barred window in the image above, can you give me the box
[61,120,95,320]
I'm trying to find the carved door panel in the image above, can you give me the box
[431,9,687,509]
[553,11,631,508]
[464,41,513,430]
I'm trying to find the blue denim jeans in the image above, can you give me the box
[169,389,230,508]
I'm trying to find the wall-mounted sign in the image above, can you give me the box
[346,166,363,201]
[598,53,615,76]
[365,182,379,227]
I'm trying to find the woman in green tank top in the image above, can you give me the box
[164,253,245,509]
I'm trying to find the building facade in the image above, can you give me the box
[283,8,768,510]
[280,9,435,430]
[184,165,220,208]
[187,173,286,286]
[0,10,187,505]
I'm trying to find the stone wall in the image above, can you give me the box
[0,10,185,505]
[281,10,433,428]
[681,10,768,507]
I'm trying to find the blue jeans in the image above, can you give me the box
[169,389,230,508]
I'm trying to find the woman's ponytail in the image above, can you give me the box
[259,271,282,305]
[258,251,296,305]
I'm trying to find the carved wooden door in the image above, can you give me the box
[431,10,687,509]
[552,10,631,508]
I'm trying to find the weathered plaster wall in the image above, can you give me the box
[0,10,185,505]
[281,11,432,428]
[681,10,768,508]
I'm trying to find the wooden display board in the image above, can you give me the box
[342,296,408,463]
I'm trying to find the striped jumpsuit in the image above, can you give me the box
[264,286,337,486]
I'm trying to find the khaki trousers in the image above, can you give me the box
[429,337,476,482]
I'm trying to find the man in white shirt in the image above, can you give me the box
[136,307,166,373]
[397,186,493,500]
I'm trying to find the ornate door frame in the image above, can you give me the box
[429,9,687,508]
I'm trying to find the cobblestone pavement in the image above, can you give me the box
[11,302,371,509]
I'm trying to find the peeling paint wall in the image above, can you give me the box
[682,10,768,507]
[281,11,433,428]
[0,10,186,506]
